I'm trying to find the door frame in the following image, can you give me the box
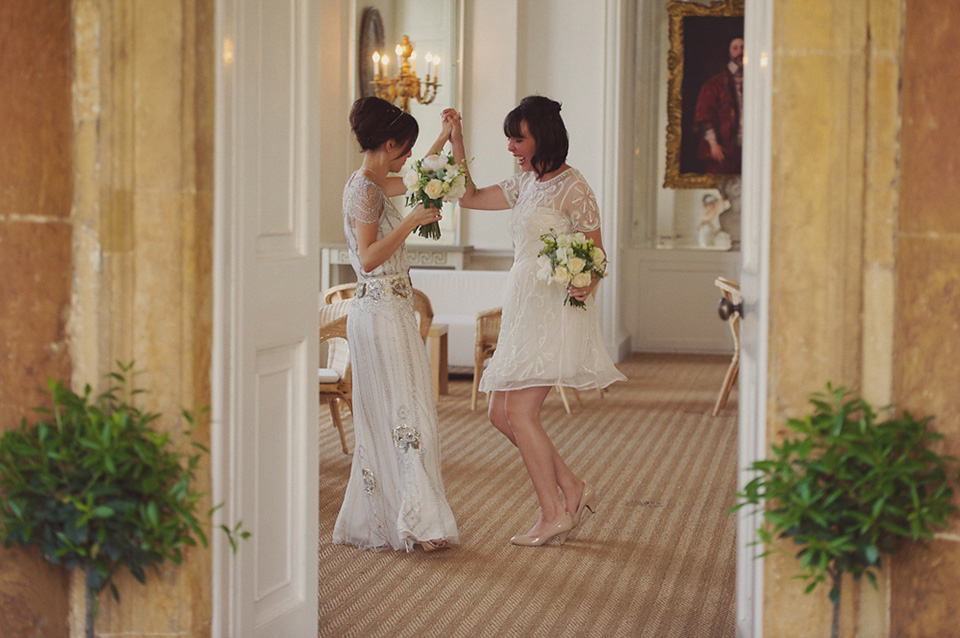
[735,0,772,636]
[211,0,322,635]
[209,0,774,634]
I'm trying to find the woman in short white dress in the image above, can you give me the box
[446,96,625,547]
[332,97,458,552]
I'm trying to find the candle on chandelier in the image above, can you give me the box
[381,55,389,79]
[372,51,380,80]
[410,51,416,74]
[433,56,440,82]
[424,53,433,81]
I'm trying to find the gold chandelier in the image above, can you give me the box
[371,35,440,113]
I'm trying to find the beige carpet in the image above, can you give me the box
[318,353,738,638]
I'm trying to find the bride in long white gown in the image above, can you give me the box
[332,97,458,552]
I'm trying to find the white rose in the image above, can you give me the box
[443,182,466,201]
[424,179,445,199]
[590,246,606,267]
[553,266,571,285]
[567,257,586,274]
[557,233,572,249]
[403,170,420,191]
[572,232,587,245]
[571,272,592,288]
[421,153,448,173]
[536,255,554,282]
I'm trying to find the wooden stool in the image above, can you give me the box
[428,323,449,403]
[472,307,502,411]
[712,277,741,416]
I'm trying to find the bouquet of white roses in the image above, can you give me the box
[403,151,468,240]
[536,229,606,309]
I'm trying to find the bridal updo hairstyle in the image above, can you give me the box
[349,96,419,155]
[503,95,569,179]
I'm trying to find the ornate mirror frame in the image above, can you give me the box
[357,7,385,99]
[349,1,465,246]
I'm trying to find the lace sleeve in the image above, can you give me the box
[343,177,384,225]
[497,172,524,207]
[564,174,601,232]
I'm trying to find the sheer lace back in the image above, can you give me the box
[343,172,384,225]
[342,170,410,278]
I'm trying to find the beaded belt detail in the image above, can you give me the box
[355,274,411,301]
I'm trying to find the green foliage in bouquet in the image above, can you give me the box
[536,228,607,309]
[0,362,247,637]
[730,383,959,638]
[403,152,469,240]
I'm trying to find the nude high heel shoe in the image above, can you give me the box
[572,482,598,527]
[509,512,575,547]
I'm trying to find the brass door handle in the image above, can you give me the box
[717,297,742,321]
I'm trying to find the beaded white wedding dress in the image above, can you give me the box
[478,167,626,392]
[332,170,458,551]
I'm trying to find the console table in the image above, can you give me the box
[427,323,449,403]
[321,243,475,292]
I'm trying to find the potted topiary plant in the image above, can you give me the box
[731,383,959,638]
[0,362,247,638]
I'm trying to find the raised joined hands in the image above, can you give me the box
[441,108,463,143]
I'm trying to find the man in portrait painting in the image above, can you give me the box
[693,35,744,174]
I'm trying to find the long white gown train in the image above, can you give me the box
[332,170,458,551]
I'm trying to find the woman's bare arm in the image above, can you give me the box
[353,203,441,272]
[445,109,510,211]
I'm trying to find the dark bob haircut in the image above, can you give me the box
[503,95,569,178]
[349,96,419,155]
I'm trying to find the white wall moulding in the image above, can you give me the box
[214,0,321,635]
[630,247,741,354]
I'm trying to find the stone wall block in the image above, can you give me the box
[900,1,960,234]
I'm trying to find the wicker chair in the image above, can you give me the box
[318,300,352,454]
[471,307,502,411]
[712,276,741,416]
[323,282,357,304]
[411,289,433,344]
[556,386,582,414]
[321,281,432,344]
[470,307,604,414]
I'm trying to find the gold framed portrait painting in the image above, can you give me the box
[664,0,745,189]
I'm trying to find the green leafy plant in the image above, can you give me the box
[0,362,247,638]
[731,384,959,638]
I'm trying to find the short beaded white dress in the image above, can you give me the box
[478,167,626,393]
[332,170,458,551]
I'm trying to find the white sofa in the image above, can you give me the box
[409,268,510,371]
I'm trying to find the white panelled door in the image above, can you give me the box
[736,1,773,636]
[214,1,321,636]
